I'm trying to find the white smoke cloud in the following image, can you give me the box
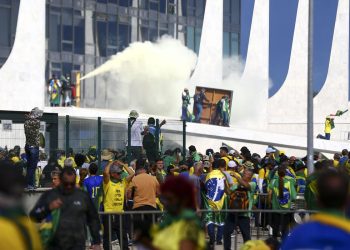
[222,56,269,128]
[82,36,197,117]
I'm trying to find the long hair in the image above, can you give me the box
[278,164,287,200]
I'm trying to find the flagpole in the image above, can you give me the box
[307,0,314,174]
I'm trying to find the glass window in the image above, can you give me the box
[181,0,187,16]
[97,21,107,57]
[118,23,130,51]
[231,0,240,24]
[186,26,194,51]
[223,32,230,56]
[140,0,149,9]
[49,14,61,52]
[159,0,166,13]
[109,0,118,3]
[119,0,131,7]
[62,63,73,75]
[223,0,230,16]
[194,27,201,54]
[74,18,85,55]
[97,0,107,3]
[0,7,10,46]
[108,18,117,46]
[140,27,149,41]
[63,25,73,41]
[230,32,239,56]
[149,28,158,42]
[62,42,73,52]
[150,1,158,11]
[196,0,205,17]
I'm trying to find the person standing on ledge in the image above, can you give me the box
[181,88,191,121]
[24,107,43,190]
[193,88,209,123]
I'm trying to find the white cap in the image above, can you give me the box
[229,150,235,155]
[228,160,237,168]
[266,147,276,154]
[82,163,90,169]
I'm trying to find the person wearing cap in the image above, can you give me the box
[127,110,143,162]
[181,88,191,121]
[24,107,43,189]
[102,160,134,250]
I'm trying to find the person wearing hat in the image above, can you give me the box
[181,88,191,121]
[127,110,143,162]
[102,160,134,250]
[99,149,115,175]
[24,107,43,189]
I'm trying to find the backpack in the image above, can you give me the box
[229,187,249,210]
[143,132,156,150]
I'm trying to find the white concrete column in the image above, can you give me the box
[189,0,223,87]
[268,0,309,124]
[0,0,46,111]
[313,0,349,122]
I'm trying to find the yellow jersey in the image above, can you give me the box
[324,119,332,133]
[103,179,127,212]
[0,216,42,250]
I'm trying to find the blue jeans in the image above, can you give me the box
[223,214,251,250]
[207,223,224,244]
[195,103,203,122]
[223,112,229,126]
[181,106,188,121]
[25,144,39,187]
[318,133,331,140]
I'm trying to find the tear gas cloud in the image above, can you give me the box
[82,36,197,117]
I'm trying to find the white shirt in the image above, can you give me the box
[128,119,143,147]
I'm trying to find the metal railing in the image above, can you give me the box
[98,208,317,250]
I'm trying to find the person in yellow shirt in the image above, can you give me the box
[102,161,134,250]
[220,146,233,169]
[317,116,334,140]
[0,161,42,250]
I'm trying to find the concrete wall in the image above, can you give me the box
[0,0,46,112]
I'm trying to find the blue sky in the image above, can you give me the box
[240,0,341,97]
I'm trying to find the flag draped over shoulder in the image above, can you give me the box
[204,170,226,210]
[203,170,227,226]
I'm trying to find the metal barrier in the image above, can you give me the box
[58,115,187,164]
[98,208,317,250]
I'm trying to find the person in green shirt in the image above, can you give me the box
[304,160,326,210]
[223,168,256,249]
[188,145,201,162]
[268,164,296,239]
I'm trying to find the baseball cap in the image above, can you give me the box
[110,164,123,174]
[229,150,235,155]
[266,147,276,154]
[202,155,210,161]
[228,160,237,168]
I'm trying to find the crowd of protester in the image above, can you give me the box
[0,108,349,250]
[48,74,76,107]
[0,141,349,250]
